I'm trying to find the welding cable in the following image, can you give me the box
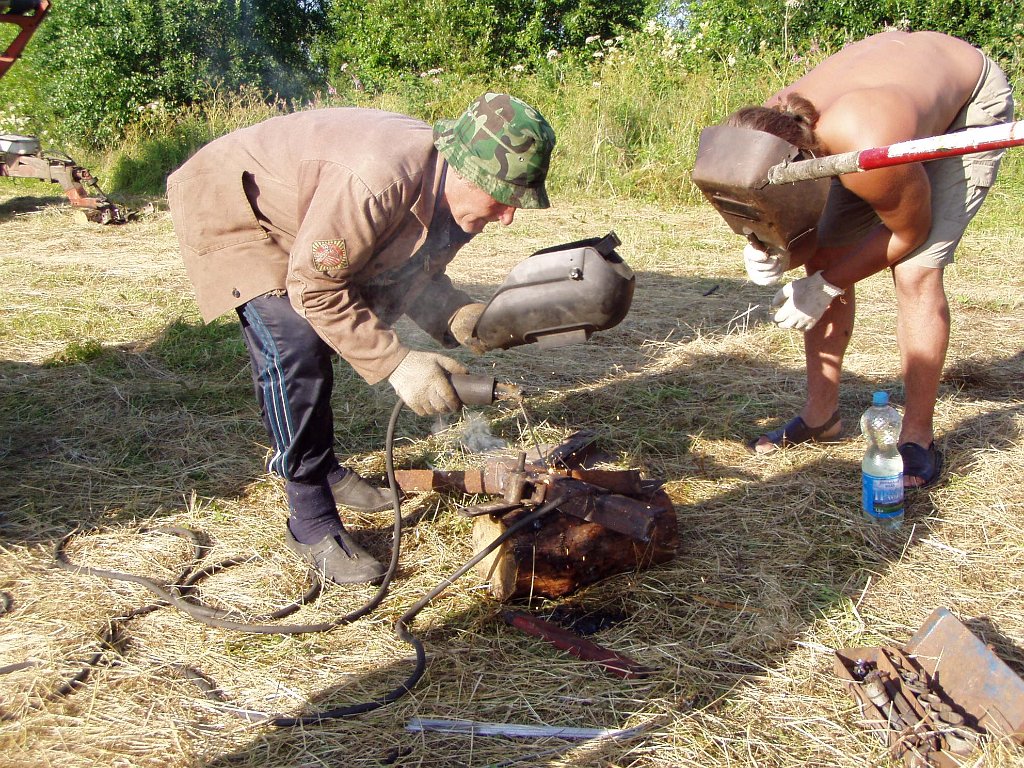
[266,494,561,725]
[222,399,563,725]
[53,427,408,635]
[36,403,410,717]
[40,398,554,725]
[1,538,195,714]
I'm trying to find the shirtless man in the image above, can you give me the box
[728,31,1014,487]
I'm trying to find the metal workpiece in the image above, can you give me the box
[904,680,928,695]
[393,430,669,544]
[943,727,980,756]
[852,658,872,680]
[835,604,1024,766]
[935,710,964,727]
[860,671,909,730]
[835,637,1003,767]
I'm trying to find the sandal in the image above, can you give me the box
[749,410,842,454]
[899,441,944,489]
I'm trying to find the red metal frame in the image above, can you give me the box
[0,0,50,80]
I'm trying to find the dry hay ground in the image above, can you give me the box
[0,179,1022,768]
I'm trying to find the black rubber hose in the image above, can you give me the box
[53,403,410,636]
[40,397,553,725]
[241,399,562,725]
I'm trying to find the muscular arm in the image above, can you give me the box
[811,91,933,288]
[819,162,932,288]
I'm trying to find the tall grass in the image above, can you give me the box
[93,31,1022,208]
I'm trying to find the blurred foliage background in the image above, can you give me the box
[0,0,1019,203]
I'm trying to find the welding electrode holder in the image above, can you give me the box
[448,373,521,407]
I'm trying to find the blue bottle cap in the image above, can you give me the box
[872,391,889,406]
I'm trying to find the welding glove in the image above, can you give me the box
[387,350,468,416]
[771,271,845,331]
[743,241,790,286]
[448,302,488,354]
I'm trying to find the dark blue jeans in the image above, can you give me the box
[237,293,343,520]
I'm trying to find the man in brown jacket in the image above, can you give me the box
[167,93,555,584]
[725,32,1013,489]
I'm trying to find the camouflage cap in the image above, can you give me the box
[433,93,555,209]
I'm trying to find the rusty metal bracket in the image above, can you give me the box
[392,434,666,543]
[0,0,49,80]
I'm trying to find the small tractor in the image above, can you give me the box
[0,0,125,223]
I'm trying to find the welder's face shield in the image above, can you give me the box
[691,125,829,252]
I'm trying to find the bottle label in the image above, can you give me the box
[862,473,904,519]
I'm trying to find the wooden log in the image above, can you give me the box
[471,489,678,602]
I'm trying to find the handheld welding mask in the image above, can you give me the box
[473,231,635,351]
[691,125,830,251]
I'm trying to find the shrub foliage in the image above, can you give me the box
[325,0,651,92]
[685,0,1023,65]
[8,0,327,146]
[0,0,1018,201]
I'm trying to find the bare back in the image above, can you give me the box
[769,32,984,150]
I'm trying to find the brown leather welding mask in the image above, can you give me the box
[691,124,830,252]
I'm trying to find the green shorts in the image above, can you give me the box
[816,53,1015,268]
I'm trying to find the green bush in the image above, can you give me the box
[685,0,1024,75]
[108,88,288,194]
[90,14,1022,210]
[12,0,326,149]
[324,0,652,95]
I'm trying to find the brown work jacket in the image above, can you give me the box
[166,108,475,384]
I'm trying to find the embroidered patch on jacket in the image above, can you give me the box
[312,239,348,272]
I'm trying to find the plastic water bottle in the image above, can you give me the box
[860,391,904,529]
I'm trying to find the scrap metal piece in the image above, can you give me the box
[405,716,647,740]
[0,135,127,223]
[905,607,1024,742]
[0,0,49,80]
[394,436,664,543]
[502,610,653,680]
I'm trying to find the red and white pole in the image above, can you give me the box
[767,120,1024,184]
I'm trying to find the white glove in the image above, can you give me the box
[448,302,488,354]
[743,242,790,286]
[387,351,468,416]
[771,271,845,331]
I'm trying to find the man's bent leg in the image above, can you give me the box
[238,295,385,583]
[800,281,855,430]
[752,246,854,453]
[238,294,340,542]
[892,264,949,451]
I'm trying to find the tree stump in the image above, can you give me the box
[471,488,678,602]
